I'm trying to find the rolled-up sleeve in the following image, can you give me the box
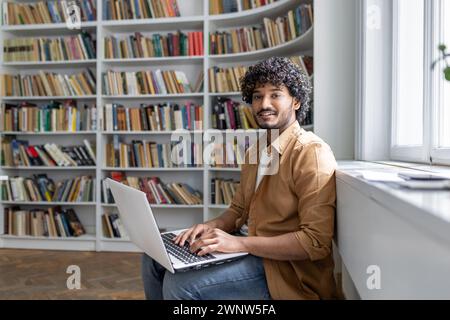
[221,163,248,232]
[225,181,245,222]
[292,142,337,261]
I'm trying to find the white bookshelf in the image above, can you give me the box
[0,0,314,252]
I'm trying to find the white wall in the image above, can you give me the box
[314,0,358,160]
[356,0,392,161]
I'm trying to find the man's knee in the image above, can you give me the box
[141,254,153,275]
[162,273,197,300]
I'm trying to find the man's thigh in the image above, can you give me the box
[162,254,271,300]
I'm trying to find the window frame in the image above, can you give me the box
[390,0,450,165]
[430,0,450,165]
[390,0,429,163]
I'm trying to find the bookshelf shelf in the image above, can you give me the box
[0,22,97,32]
[0,0,313,252]
[3,60,97,68]
[100,237,131,242]
[208,167,242,172]
[101,204,203,209]
[209,27,314,62]
[209,92,242,96]
[208,204,229,209]
[101,130,204,135]
[0,201,96,206]
[0,234,97,251]
[103,56,203,66]
[1,131,97,136]
[102,93,204,100]
[0,234,96,241]
[101,16,204,31]
[1,96,97,101]
[0,166,97,171]
[101,167,204,172]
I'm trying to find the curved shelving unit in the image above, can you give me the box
[209,0,299,27]
[209,27,314,62]
[0,0,313,252]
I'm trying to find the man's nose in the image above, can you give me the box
[261,95,273,108]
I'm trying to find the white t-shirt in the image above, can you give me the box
[239,148,273,236]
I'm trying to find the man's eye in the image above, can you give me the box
[253,95,261,100]
[272,94,280,98]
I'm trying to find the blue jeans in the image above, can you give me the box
[141,254,271,300]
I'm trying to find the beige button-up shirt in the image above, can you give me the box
[224,121,340,299]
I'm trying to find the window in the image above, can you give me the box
[431,0,450,163]
[391,0,450,165]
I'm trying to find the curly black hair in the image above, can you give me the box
[240,56,312,124]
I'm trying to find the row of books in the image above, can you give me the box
[104,103,203,132]
[0,175,95,203]
[3,31,96,62]
[209,4,313,55]
[102,173,202,205]
[0,69,96,97]
[2,0,97,25]
[290,55,314,78]
[102,70,193,96]
[211,98,258,130]
[207,141,246,168]
[208,65,247,93]
[102,212,127,238]
[104,31,203,59]
[209,0,238,15]
[209,0,279,15]
[242,0,278,11]
[1,139,96,167]
[105,136,202,168]
[263,4,313,47]
[3,206,86,238]
[211,178,239,205]
[208,55,313,93]
[104,0,180,20]
[0,101,97,132]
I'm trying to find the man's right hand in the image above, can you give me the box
[173,223,215,247]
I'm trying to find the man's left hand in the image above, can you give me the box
[187,228,247,256]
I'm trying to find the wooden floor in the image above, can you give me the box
[0,249,145,300]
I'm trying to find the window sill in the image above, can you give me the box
[336,160,450,245]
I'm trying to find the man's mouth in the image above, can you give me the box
[258,111,277,118]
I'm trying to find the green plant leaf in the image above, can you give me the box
[444,67,450,81]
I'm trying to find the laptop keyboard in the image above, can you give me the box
[161,233,215,264]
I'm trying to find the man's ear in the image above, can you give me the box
[293,99,301,111]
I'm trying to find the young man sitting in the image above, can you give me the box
[141,56,340,300]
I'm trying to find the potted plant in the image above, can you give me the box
[432,44,450,81]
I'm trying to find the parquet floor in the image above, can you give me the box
[0,249,145,300]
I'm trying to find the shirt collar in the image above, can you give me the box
[270,121,301,155]
[247,121,303,162]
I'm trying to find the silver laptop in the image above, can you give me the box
[107,178,248,273]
